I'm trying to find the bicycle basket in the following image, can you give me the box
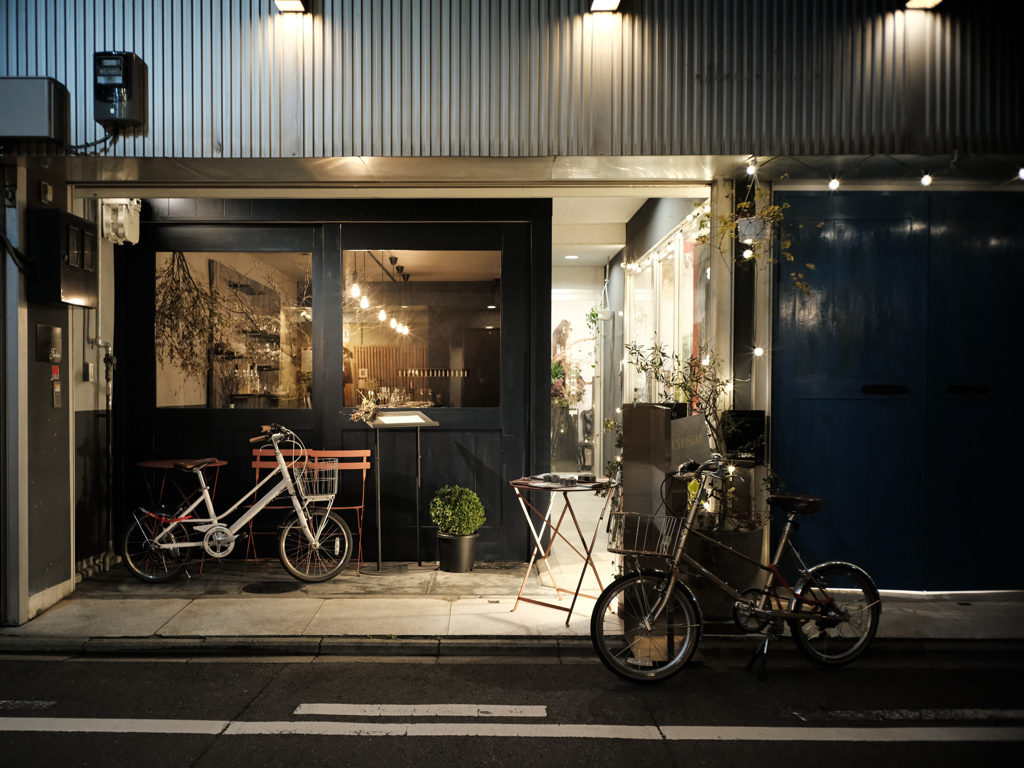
[294,459,339,501]
[607,511,684,557]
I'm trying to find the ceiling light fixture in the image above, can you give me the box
[565,254,579,260]
[590,0,621,11]
[904,0,943,8]
[274,0,309,12]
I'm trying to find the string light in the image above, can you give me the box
[401,326,409,336]
[350,282,360,298]
[1019,168,1024,181]
[725,382,734,392]
[828,178,840,191]
[746,163,756,175]
[743,249,754,259]
[389,317,397,329]
[920,173,933,186]
[378,309,386,321]
[360,296,369,309]
[753,347,764,357]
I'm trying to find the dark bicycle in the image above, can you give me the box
[591,456,882,683]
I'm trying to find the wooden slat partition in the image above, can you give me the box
[353,345,428,394]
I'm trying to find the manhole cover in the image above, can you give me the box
[242,581,302,594]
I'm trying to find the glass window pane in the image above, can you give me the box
[155,251,313,409]
[342,249,501,408]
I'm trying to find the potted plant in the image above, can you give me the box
[430,485,487,573]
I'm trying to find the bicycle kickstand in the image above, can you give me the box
[745,620,784,682]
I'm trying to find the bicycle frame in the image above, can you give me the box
[138,437,318,551]
[642,468,835,624]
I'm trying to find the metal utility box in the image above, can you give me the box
[0,77,70,143]
[94,52,147,129]
[27,208,99,308]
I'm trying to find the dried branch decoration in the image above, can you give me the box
[154,251,226,383]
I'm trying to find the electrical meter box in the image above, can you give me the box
[28,208,99,308]
[93,52,147,129]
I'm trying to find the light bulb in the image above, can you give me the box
[350,283,360,298]
[1018,168,1024,181]
[378,309,386,321]
[743,249,754,259]
[401,326,409,336]
[615,407,621,413]
[725,382,734,392]
[360,296,369,309]
[389,317,397,329]
[753,347,764,357]
[828,178,840,191]
[702,501,711,511]
[616,455,622,462]
[746,164,756,175]
[921,173,933,186]
[728,465,736,474]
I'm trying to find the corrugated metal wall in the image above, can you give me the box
[1,0,1019,158]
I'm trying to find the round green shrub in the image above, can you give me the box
[429,485,486,536]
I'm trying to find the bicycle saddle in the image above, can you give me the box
[173,458,220,471]
[767,494,822,515]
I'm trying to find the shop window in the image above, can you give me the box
[624,201,710,402]
[155,251,313,409]
[342,249,501,408]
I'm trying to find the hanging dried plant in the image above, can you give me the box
[154,251,227,383]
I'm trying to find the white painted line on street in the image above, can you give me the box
[294,704,548,718]
[0,717,228,734]
[227,722,659,738]
[661,726,1024,742]
[1,718,1021,742]
[828,709,1024,722]
[0,701,56,711]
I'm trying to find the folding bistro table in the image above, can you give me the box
[509,476,618,626]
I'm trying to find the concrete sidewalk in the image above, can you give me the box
[3,495,1023,657]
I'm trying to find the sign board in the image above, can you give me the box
[670,414,712,468]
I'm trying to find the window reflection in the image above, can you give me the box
[342,250,501,408]
[155,251,313,409]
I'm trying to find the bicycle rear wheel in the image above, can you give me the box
[121,511,192,583]
[278,508,352,582]
[789,562,881,666]
[590,571,701,683]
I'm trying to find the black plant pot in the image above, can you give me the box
[437,533,478,573]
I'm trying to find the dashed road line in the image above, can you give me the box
[294,704,548,717]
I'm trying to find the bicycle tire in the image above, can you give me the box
[278,508,352,583]
[590,570,702,683]
[121,511,192,583]
[788,561,881,667]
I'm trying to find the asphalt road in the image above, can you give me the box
[1,649,1022,767]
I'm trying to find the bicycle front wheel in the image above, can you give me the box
[789,562,881,666]
[590,571,702,683]
[121,511,192,583]
[278,508,352,582]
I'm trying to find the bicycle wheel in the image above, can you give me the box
[278,508,352,582]
[590,571,702,683]
[121,511,192,583]
[788,562,881,666]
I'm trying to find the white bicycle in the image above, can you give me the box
[122,424,353,583]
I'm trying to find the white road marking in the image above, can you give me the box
[226,722,659,738]
[293,704,547,718]
[661,726,1024,742]
[0,718,1020,742]
[0,717,227,734]
[828,709,1024,721]
[0,701,56,711]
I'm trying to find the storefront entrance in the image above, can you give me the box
[115,200,552,564]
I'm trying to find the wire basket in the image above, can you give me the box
[607,511,684,557]
[294,459,339,501]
